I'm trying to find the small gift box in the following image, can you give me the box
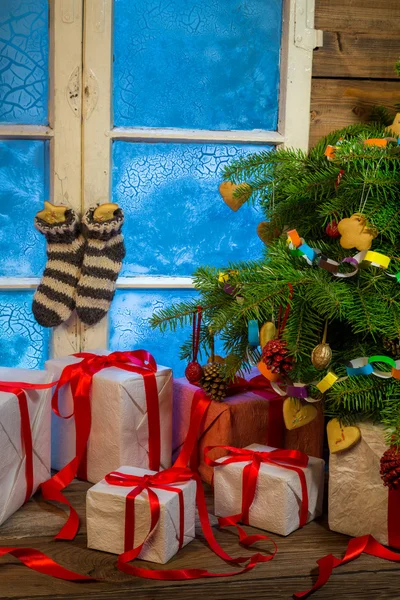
[0,368,52,526]
[173,370,284,484]
[213,443,325,536]
[46,350,173,483]
[86,465,196,563]
[329,422,400,547]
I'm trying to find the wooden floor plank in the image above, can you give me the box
[1,481,400,599]
[315,0,400,35]
[313,32,400,80]
[310,79,400,146]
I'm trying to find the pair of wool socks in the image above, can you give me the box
[32,206,125,328]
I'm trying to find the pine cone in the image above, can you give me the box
[200,362,228,401]
[262,339,293,376]
[380,446,400,490]
[383,337,400,360]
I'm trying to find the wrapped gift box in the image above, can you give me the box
[0,368,52,526]
[86,465,196,562]
[46,351,173,483]
[329,422,396,546]
[214,443,325,536]
[173,371,284,484]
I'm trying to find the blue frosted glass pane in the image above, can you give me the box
[113,142,265,276]
[109,289,198,378]
[113,0,282,130]
[0,291,50,369]
[0,140,48,277]
[0,0,49,124]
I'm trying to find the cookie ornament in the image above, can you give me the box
[327,418,361,454]
[337,213,377,251]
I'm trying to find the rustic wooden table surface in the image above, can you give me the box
[0,480,399,600]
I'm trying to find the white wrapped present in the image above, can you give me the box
[86,465,196,563]
[0,367,52,526]
[213,443,325,536]
[46,350,173,483]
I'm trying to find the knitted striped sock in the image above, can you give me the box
[33,209,85,327]
[76,206,125,326]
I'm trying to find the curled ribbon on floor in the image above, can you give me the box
[107,466,278,580]
[293,534,400,599]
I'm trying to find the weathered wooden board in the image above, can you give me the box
[310,79,400,146]
[1,480,400,598]
[313,32,400,80]
[315,0,400,35]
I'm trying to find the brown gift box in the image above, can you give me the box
[172,373,285,484]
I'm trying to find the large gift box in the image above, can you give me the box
[173,371,284,484]
[0,368,52,526]
[329,422,399,547]
[86,465,196,563]
[213,443,325,536]
[46,351,173,483]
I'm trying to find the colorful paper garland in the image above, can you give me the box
[287,229,397,282]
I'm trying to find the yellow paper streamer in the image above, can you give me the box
[364,251,390,269]
[316,371,338,393]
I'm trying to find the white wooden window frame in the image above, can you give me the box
[0,0,322,357]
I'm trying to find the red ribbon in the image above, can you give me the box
[293,486,400,597]
[204,446,309,528]
[293,534,400,598]
[0,380,58,504]
[173,375,284,472]
[41,350,161,541]
[106,467,278,580]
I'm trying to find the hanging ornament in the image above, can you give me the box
[385,113,400,137]
[259,321,277,348]
[325,219,341,238]
[200,333,227,401]
[380,446,400,490]
[219,182,252,212]
[383,337,400,360]
[262,339,293,376]
[311,321,332,370]
[185,307,204,384]
[258,283,294,380]
[337,213,377,251]
[327,418,361,453]
[257,221,281,245]
[283,398,318,430]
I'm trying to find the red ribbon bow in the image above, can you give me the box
[105,467,193,567]
[204,446,309,529]
[41,350,161,541]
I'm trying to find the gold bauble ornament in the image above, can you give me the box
[311,321,332,370]
[259,321,277,348]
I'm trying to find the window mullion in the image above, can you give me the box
[81,0,113,351]
[49,0,84,358]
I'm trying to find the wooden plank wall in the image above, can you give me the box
[310,0,400,146]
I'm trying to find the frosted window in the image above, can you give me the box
[0,0,49,124]
[0,291,50,369]
[109,289,198,377]
[113,0,282,130]
[0,140,48,277]
[113,141,265,276]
